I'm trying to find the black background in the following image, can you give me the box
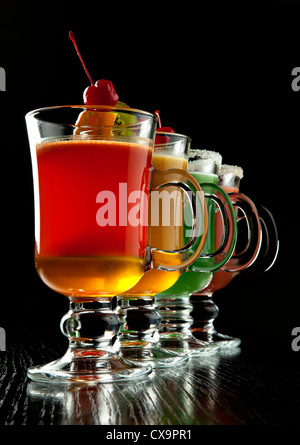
[0,2,299,363]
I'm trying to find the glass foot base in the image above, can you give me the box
[159,333,219,356]
[27,349,152,384]
[119,342,188,368]
[192,330,241,349]
[210,332,241,349]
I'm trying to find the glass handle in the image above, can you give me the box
[190,183,238,272]
[243,205,279,274]
[149,168,209,271]
[222,192,262,272]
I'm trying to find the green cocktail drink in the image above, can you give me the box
[156,171,218,299]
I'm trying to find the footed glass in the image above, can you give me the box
[26,106,208,383]
[117,133,211,367]
[155,150,238,355]
[191,164,279,348]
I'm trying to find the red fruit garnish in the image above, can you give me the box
[154,111,175,144]
[155,128,176,145]
[83,80,119,106]
[69,31,119,106]
[156,126,175,133]
[155,133,174,145]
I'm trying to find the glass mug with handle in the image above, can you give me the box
[191,164,279,348]
[26,106,208,383]
[155,150,263,355]
[117,132,211,367]
[155,150,238,355]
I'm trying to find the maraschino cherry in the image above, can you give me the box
[69,31,119,106]
[157,126,176,133]
[154,110,175,144]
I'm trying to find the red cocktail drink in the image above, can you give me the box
[34,138,152,297]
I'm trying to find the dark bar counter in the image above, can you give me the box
[0,321,299,426]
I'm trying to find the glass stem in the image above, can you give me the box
[116,297,161,347]
[190,293,219,341]
[60,298,121,354]
[154,293,193,340]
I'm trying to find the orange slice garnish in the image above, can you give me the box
[74,109,117,138]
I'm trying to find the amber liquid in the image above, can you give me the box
[34,138,152,297]
[148,154,187,250]
[120,153,187,297]
[37,256,145,297]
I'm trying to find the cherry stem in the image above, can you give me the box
[69,31,94,86]
[154,110,162,128]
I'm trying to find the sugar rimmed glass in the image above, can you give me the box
[191,164,279,348]
[155,150,238,355]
